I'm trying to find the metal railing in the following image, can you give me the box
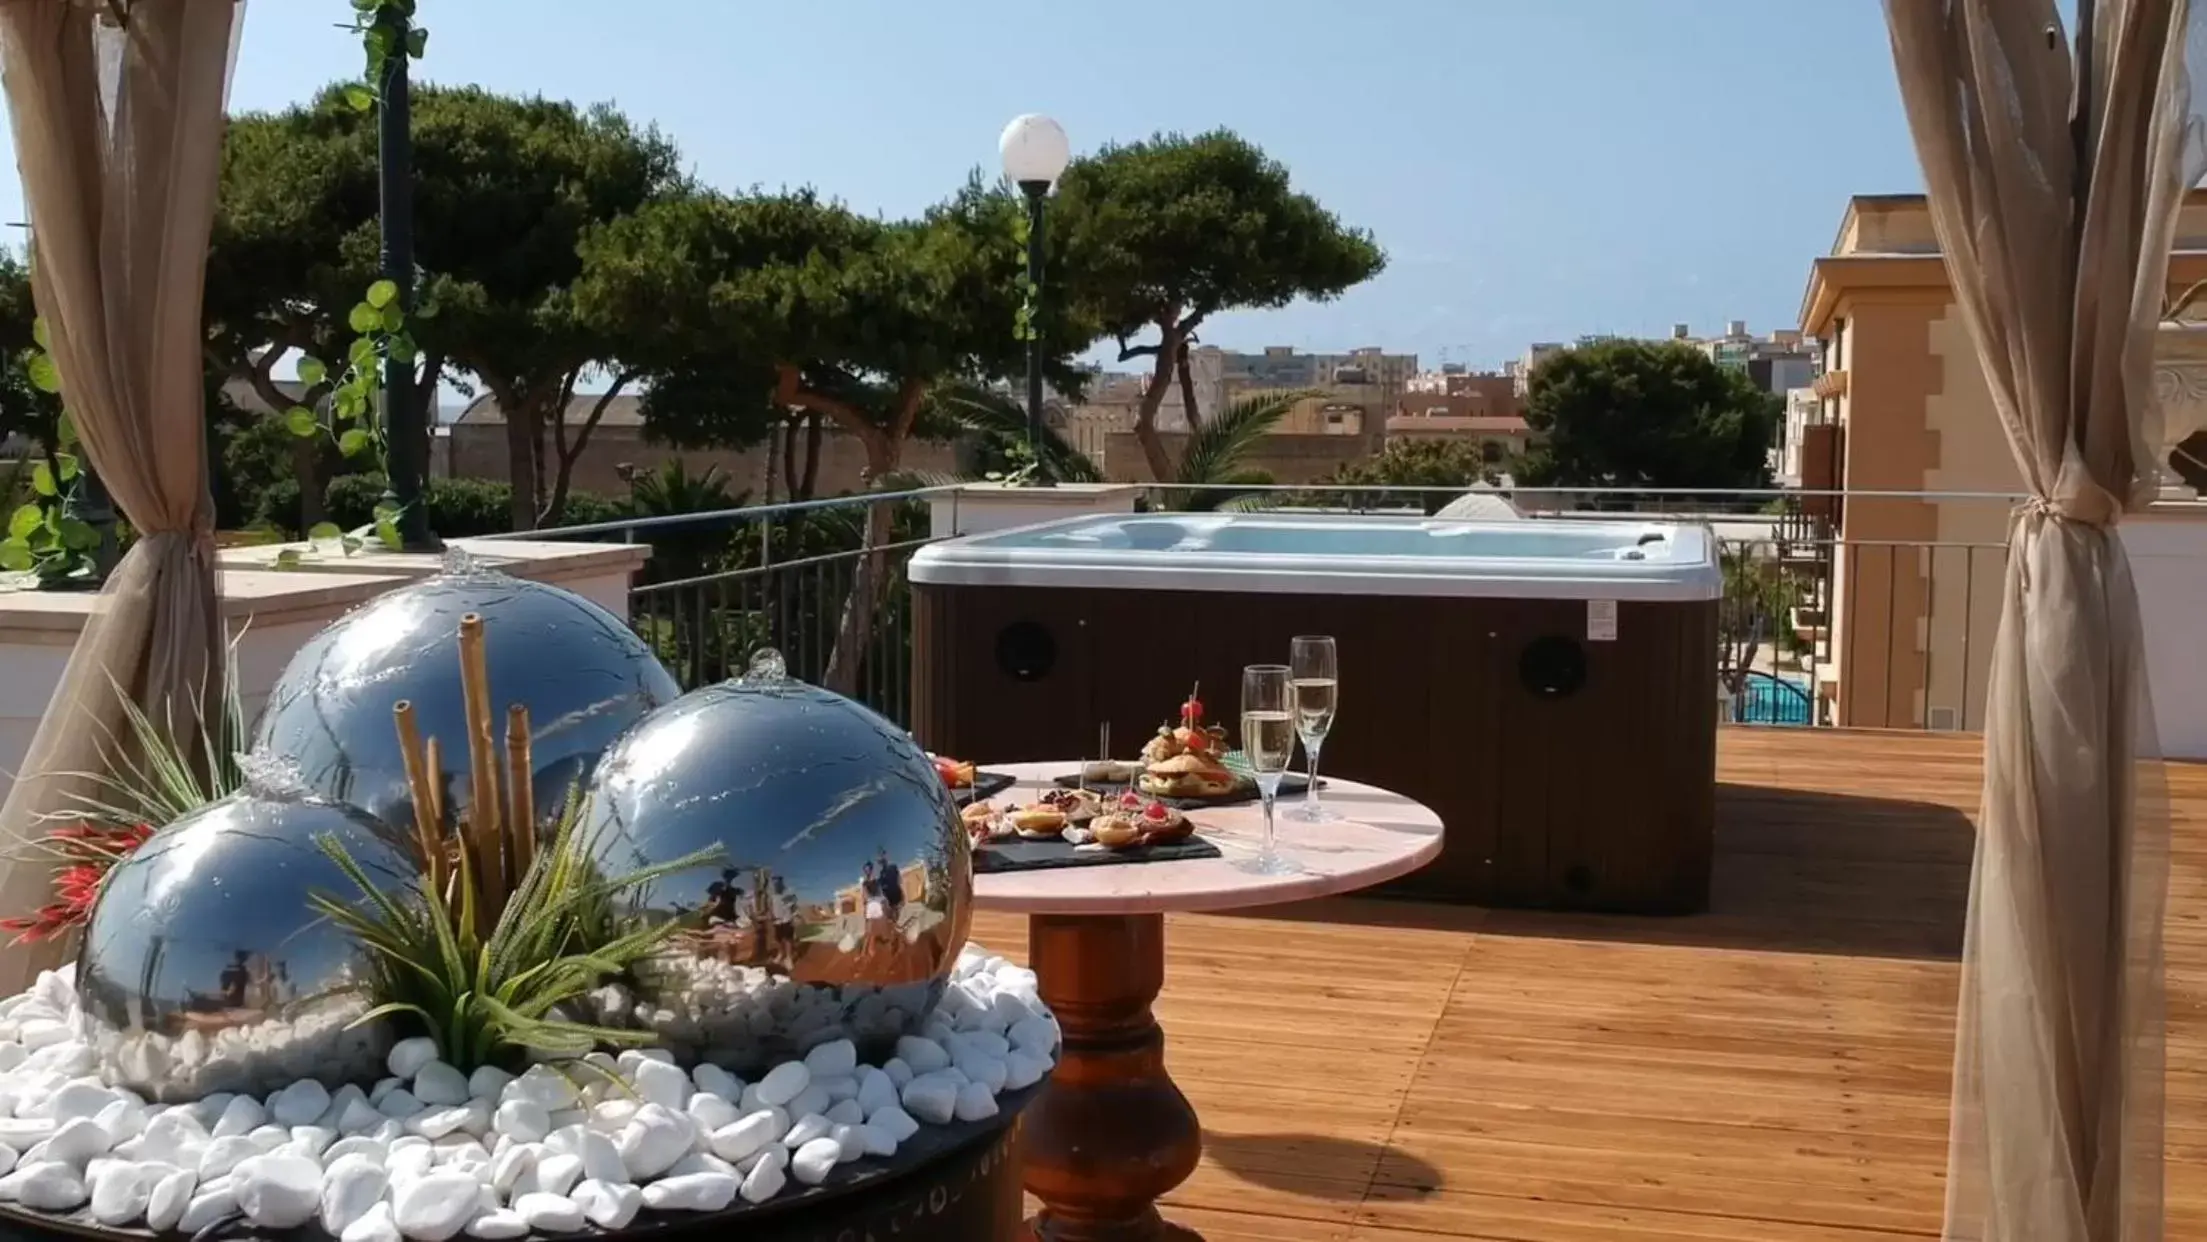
[489,483,2029,734]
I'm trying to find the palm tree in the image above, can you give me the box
[1161,388,1317,511]
[928,382,1105,484]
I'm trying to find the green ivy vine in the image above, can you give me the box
[2,320,100,585]
[281,276,426,558]
[1009,209,1037,344]
[341,0,427,113]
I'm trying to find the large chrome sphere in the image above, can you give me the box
[576,650,972,1071]
[251,566,681,834]
[75,792,420,1101]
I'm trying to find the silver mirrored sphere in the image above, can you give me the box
[577,652,972,1070]
[252,569,682,834]
[75,793,420,1101]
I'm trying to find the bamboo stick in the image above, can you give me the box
[505,703,536,885]
[391,700,444,896]
[457,614,506,924]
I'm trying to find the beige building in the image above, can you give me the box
[1797,192,2207,730]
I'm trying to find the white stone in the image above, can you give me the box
[248,1123,292,1152]
[691,1064,740,1101]
[754,1061,809,1109]
[1009,1016,1059,1055]
[953,1081,999,1123]
[707,1110,780,1163]
[856,1068,900,1117]
[50,1081,119,1124]
[737,1082,767,1114]
[640,1170,737,1212]
[951,1030,1012,1060]
[324,1135,390,1167]
[830,1123,865,1163]
[136,1110,205,1162]
[387,1038,440,1082]
[488,1142,535,1194]
[817,1075,859,1102]
[46,1117,110,1165]
[492,1099,550,1144]
[802,1039,858,1078]
[269,1079,333,1128]
[955,1051,1009,1095]
[412,1062,470,1108]
[571,1178,641,1229]
[321,1154,390,1234]
[588,1099,637,1131]
[344,1200,404,1242]
[89,1159,161,1226]
[510,1190,585,1232]
[629,1059,689,1110]
[380,1088,427,1120]
[501,1067,579,1113]
[290,1124,337,1157]
[532,1151,582,1197]
[0,1119,53,1149]
[392,1170,482,1242]
[17,1021,69,1052]
[179,1183,239,1233]
[738,1150,786,1204]
[894,1036,950,1074]
[882,1057,915,1088]
[785,1083,832,1121]
[338,1097,388,1136]
[869,1104,920,1143]
[782,1113,831,1150]
[900,1077,957,1126]
[407,1105,473,1140]
[614,1105,691,1180]
[465,1208,528,1239]
[1004,1050,1052,1092]
[465,1066,513,1102]
[859,1123,898,1158]
[666,1151,736,1179]
[576,1129,625,1185]
[199,1134,259,1180]
[685,1092,738,1133]
[789,1137,841,1186]
[211,1094,265,1138]
[146,1167,195,1232]
[233,1152,323,1229]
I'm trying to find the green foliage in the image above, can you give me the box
[343,0,428,112]
[310,797,720,1071]
[928,381,1104,484]
[53,630,250,832]
[313,473,626,538]
[1163,389,1313,512]
[1327,438,1509,514]
[0,252,58,455]
[1,313,99,586]
[1516,340,1779,493]
[1053,130,1386,348]
[1718,547,1806,691]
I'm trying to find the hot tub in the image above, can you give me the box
[907,512,1723,913]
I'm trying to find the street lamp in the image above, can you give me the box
[999,113,1070,486]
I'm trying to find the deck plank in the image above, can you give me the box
[970,728,2207,1240]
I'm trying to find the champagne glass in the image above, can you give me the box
[1239,664,1299,875]
[1286,636,1339,822]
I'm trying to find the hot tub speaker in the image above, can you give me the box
[994,620,1058,683]
[1518,634,1588,699]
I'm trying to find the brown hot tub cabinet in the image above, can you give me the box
[908,513,1721,913]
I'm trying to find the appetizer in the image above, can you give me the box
[1080,759,1144,784]
[931,754,977,788]
[1089,792,1196,850]
[1138,686,1240,798]
[1039,787,1103,823]
[1007,804,1067,839]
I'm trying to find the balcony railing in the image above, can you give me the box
[481,483,2026,734]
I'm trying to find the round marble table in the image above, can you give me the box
[972,763,1445,1242]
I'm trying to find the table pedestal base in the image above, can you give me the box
[1019,912,1204,1242]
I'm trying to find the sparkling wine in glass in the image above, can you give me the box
[1239,664,1299,875]
[1287,636,1339,822]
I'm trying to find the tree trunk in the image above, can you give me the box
[293,436,325,529]
[822,434,897,699]
[540,374,629,528]
[1131,326,1183,483]
[491,380,541,531]
[1175,340,1204,433]
[800,413,823,500]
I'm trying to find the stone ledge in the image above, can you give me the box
[217,535,652,582]
[0,569,412,643]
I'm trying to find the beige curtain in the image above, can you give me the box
[0,0,242,992]
[1884,1,2207,1239]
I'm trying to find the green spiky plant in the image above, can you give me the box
[52,627,250,832]
[308,611,721,1071]
[1162,388,1318,513]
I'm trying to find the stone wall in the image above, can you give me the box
[1100,432,1372,484]
[446,423,966,499]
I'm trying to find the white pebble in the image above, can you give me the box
[502,1067,578,1112]
[789,1137,841,1186]
[233,1152,323,1229]
[387,1038,440,1082]
[406,1105,472,1140]
[199,1134,259,1180]
[830,1123,865,1163]
[785,1083,831,1121]
[691,1064,740,1100]
[179,1184,239,1232]
[488,1143,535,1195]
[708,1111,781,1163]
[492,1100,550,1144]
[386,1143,435,1184]
[465,1066,513,1102]
[248,1123,291,1152]
[146,1166,195,1231]
[1009,1016,1059,1055]
[576,1129,626,1185]
[51,1081,119,1124]
[339,1098,388,1135]
[882,1057,916,1087]
[532,1152,582,1197]
[954,1081,999,1123]
[571,1178,641,1229]
[857,1068,900,1118]
[614,1105,691,1180]
[783,1113,831,1150]
[738,1150,785,1203]
[869,1104,920,1143]
[321,1154,390,1234]
[894,1036,951,1074]
[685,1092,738,1133]
[212,1095,265,1139]
[753,1061,809,1108]
[325,1135,390,1167]
[641,1170,737,1212]
[269,1079,332,1128]
[47,1117,110,1165]
[465,1209,528,1239]
[515,1190,586,1232]
[391,1170,482,1242]
[900,1077,957,1126]
[379,1088,426,1120]
[0,1120,54,1149]
[825,1099,866,1127]
[412,1063,470,1108]
[343,1200,403,1242]
[802,1039,858,1079]
[89,1159,160,1225]
[860,1123,898,1158]
[629,1059,690,1110]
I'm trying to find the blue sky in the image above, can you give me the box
[4,1,1929,372]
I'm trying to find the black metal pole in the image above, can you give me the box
[1020,179,1052,487]
[377,10,437,550]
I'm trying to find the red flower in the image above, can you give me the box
[0,821,154,946]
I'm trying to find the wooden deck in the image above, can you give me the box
[969,729,2207,1241]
